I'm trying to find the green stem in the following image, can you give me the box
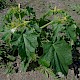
[40,20,54,29]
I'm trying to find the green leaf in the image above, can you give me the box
[2,30,11,45]
[23,33,38,59]
[66,24,77,41]
[53,40,72,74]
[18,37,27,61]
[39,42,54,67]
[54,52,62,72]
[18,32,38,71]
[39,40,72,75]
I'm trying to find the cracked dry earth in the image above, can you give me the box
[0,0,80,80]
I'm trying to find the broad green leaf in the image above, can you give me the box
[17,32,38,61]
[66,24,77,41]
[39,42,54,67]
[39,40,72,75]
[23,33,38,59]
[18,36,27,60]
[53,40,72,74]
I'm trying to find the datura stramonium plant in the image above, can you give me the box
[0,5,78,75]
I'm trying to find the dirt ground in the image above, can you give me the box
[16,0,80,26]
[0,0,80,80]
[0,71,52,80]
[0,69,79,80]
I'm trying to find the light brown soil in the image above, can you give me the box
[0,71,55,80]
[0,70,80,80]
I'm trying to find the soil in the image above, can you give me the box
[0,71,52,80]
[0,0,80,80]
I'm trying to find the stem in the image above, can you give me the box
[18,3,20,11]
[18,3,21,20]
[40,20,54,29]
